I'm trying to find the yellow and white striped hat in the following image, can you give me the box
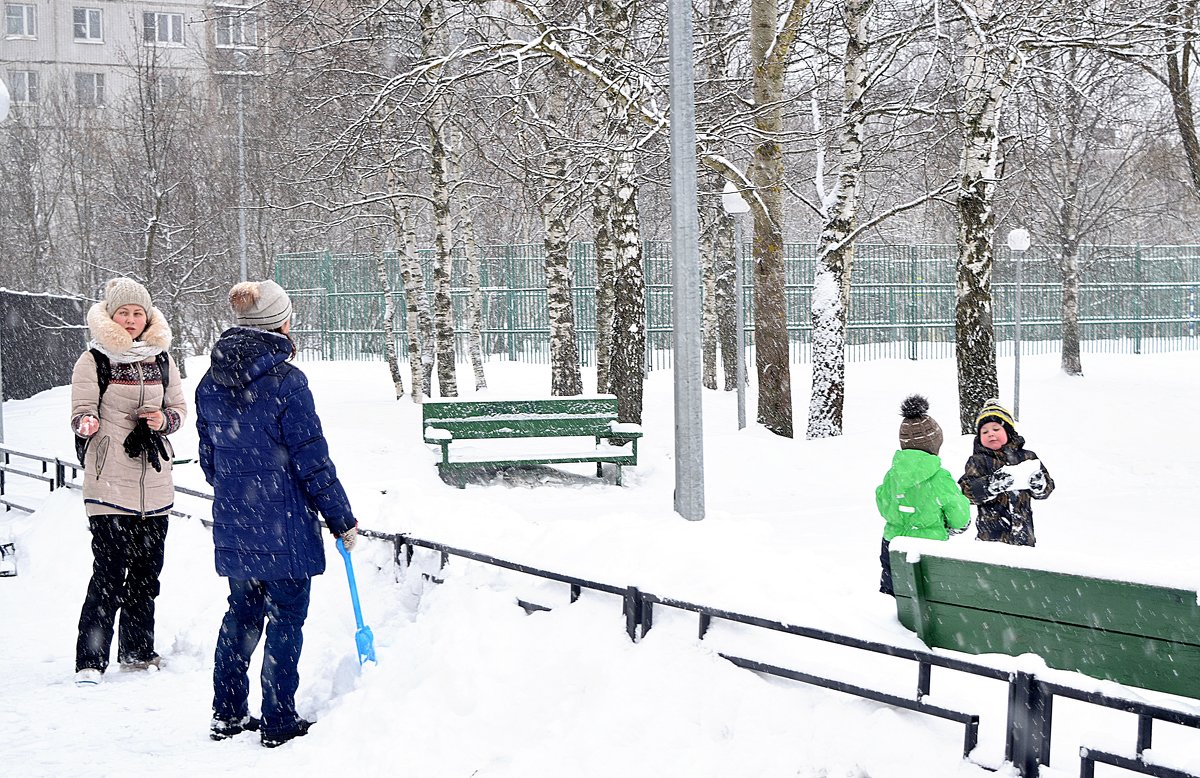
[975,398,1016,433]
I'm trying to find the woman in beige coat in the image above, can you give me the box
[70,279,187,686]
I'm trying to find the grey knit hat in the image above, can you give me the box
[229,280,293,330]
[898,394,944,456]
[103,278,153,317]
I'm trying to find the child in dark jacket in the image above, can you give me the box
[958,399,1054,547]
[875,395,971,595]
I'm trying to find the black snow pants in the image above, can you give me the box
[76,514,169,672]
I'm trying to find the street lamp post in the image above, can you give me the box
[722,182,750,430]
[235,51,249,283]
[0,76,9,443]
[667,0,704,520]
[1006,228,1031,421]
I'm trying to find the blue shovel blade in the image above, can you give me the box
[355,624,376,665]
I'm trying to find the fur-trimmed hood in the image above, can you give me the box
[87,302,173,353]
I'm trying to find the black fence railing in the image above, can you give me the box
[2,442,1198,778]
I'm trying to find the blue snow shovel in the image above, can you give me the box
[336,538,377,665]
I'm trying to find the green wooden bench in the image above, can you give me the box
[889,538,1200,699]
[422,396,642,488]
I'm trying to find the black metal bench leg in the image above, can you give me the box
[596,462,603,478]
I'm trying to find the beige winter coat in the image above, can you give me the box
[70,304,188,517]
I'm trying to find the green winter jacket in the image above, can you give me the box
[876,449,971,542]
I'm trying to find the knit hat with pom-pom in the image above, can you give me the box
[898,394,944,456]
[229,280,292,330]
[103,278,153,317]
[975,397,1017,436]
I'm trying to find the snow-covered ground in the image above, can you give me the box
[1,349,1198,777]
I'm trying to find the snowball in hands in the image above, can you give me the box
[997,459,1042,491]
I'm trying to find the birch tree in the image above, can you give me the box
[806,0,875,439]
[422,0,459,397]
[951,0,1025,433]
[536,61,585,396]
[588,0,647,418]
[747,0,813,438]
[449,126,488,390]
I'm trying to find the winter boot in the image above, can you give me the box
[260,718,313,748]
[74,668,102,687]
[120,655,164,672]
[0,542,16,577]
[210,715,261,741]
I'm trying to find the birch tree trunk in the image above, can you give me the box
[392,193,434,401]
[1166,0,1200,201]
[374,247,406,399]
[806,0,873,440]
[422,0,457,398]
[714,210,738,391]
[592,186,616,394]
[701,197,720,391]
[591,0,645,420]
[542,64,583,397]
[451,132,488,391]
[1052,82,1084,378]
[954,0,1019,433]
[701,0,740,393]
[748,0,811,438]
[1059,240,1083,376]
[463,222,488,390]
[609,174,646,422]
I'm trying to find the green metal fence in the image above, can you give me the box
[274,243,1200,365]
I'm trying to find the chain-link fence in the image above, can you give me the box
[274,243,1200,365]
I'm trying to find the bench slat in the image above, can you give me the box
[427,419,615,439]
[423,397,619,418]
[421,396,638,486]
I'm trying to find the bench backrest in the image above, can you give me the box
[422,397,620,439]
[890,543,1200,699]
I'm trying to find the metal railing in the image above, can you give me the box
[3,443,1198,777]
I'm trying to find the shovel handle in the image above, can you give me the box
[337,538,366,630]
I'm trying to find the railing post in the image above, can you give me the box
[917,661,932,700]
[1005,671,1053,778]
[623,586,643,641]
[1137,714,1153,754]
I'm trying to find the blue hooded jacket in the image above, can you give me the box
[196,327,355,580]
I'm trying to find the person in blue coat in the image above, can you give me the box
[196,280,358,748]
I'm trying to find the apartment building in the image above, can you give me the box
[0,1,259,111]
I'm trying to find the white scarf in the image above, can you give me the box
[88,339,165,365]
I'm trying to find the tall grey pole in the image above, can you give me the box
[0,77,8,443]
[236,53,249,283]
[0,336,6,443]
[668,0,704,520]
[1005,228,1030,421]
[1013,250,1023,421]
[735,216,746,430]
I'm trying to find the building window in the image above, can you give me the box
[215,6,257,48]
[8,69,38,102]
[73,7,102,41]
[153,72,185,102]
[143,11,184,45]
[75,72,105,106]
[5,3,35,38]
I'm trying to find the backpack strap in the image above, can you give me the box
[88,348,112,405]
[155,352,170,409]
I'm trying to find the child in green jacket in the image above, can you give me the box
[875,395,971,595]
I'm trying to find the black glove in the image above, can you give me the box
[124,418,170,472]
[1028,469,1047,495]
[986,470,1014,497]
